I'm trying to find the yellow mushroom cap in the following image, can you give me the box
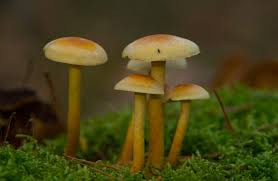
[122,34,199,62]
[127,59,187,73]
[168,83,209,101]
[114,74,164,94]
[44,37,108,66]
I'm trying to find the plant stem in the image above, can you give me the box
[168,101,190,166]
[118,114,134,165]
[213,89,234,132]
[65,65,81,156]
[4,112,16,143]
[148,61,165,169]
[131,93,146,173]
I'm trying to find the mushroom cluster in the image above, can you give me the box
[42,34,209,173]
[116,34,210,172]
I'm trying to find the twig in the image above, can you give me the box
[93,161,120,171]
[225,104,253,114]
[4,112,16,142]
[43,72,62,122]
[65,156,122,180]
[213,89,234,132]
[258,123,278,132]
[211,104,253,116]
[66,155,120,171]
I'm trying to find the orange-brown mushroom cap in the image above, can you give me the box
[122,34,199,62]
[167,83,209,101]
[44,37,107,66]
[114,74,164,94]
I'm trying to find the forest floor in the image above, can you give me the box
[1,86,278,181]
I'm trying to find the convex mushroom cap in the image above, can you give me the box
[114,74,164,95]
[122,34,199,62]
[167,84,209,101]
[44,37,107,66]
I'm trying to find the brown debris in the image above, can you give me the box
[212,55,278,90]
[0,88,64,147]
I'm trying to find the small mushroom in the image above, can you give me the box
[44,37,107,156]
[167,84,209,166]
[123,34,199,169]
[114,74,164,173]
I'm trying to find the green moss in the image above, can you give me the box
[1,85,278,180]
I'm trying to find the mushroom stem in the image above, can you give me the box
[118,114,134,165]
[148,61,165,169]
[131,93,146,173]
[168,100,190,166]
[65,65,81,156]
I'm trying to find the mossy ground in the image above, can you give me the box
[1,86,278,180]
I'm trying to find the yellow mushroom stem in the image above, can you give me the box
[118,114,134,165]
[168,100,191,166]
[65,65,81,156]
[148,61,166,169]
[118,72,152,165]
[131,93,146,173]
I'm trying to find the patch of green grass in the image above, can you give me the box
[1,85,278,180]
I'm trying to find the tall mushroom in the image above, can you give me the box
[167,83,209,166]
[122,34,200,169]
[118,59,187,164]
[44,37,107,156]
[114,74,164,173]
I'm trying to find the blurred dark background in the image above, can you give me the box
[0,0,278,120]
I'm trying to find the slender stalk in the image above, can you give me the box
[148,61,165,169]
[131,93,146,173]
[168,101,190,166]
[213,89,234,131]
[118,114,134,165]
[4,112,16,143]
[65,65,81,156]
[43,72,59,115]
[118,71,152,165]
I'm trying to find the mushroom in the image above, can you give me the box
[167,83,209,166]
[114,74,164,172]
[44,37,107,156]
[118,58,187,164]
[122,34,199,169]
